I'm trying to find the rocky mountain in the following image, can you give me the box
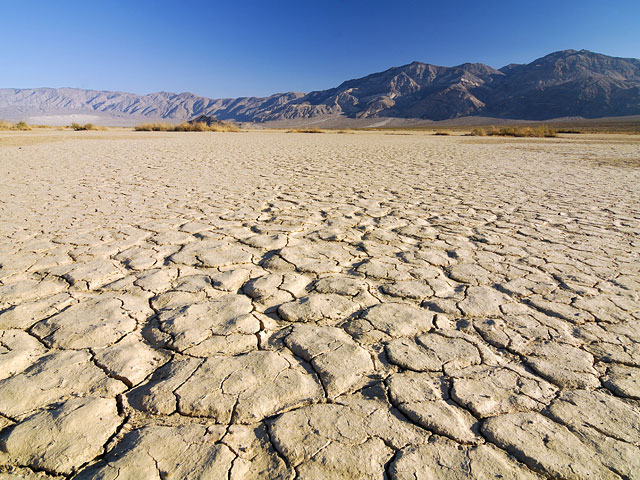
[485,49,640,119]
[265,50,640,121]
[0,87,303,125]
[1,49,639,125]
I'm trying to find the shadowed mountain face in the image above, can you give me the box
[1,50,639,124]
[485,50,640,119]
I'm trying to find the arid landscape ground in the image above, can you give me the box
[0,129,639,479]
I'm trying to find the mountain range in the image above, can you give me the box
[1,49,639,126]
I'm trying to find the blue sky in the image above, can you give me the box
[2,0,639,98]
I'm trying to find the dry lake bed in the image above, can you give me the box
[0,129,639,479]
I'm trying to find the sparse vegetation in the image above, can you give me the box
[556,128,582,134]
[469,125,557,138]
[286,128,323,133]
[0,120,32,130]
[134,121,239,132]
[71,122,99,131]
[433,130,451,136]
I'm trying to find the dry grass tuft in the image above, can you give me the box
[70,122,101,131]
[286,128,324,133]
[0,120,32,131]
[134,122,170,131]
[134,121,238,132]
[469,125,557,138]
[556,129,582,134]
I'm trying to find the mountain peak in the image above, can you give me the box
[1,49,638,125]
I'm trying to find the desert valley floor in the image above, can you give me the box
[0,130,639,479]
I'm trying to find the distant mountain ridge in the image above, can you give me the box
[1,49,639,125]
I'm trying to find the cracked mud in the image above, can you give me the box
[0,130,639,479]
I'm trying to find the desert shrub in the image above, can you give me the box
[135,123,166,131]
[556,128,582,134]
[70,122,99,131]
[287,128,323,133]
[134,121,238,132]
[533,125,557,137]
[433,130,450,136]
[484,125,557,138]
[0,120,33,130]
[469,127,485,136]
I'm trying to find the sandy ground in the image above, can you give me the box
[0,130,639,479]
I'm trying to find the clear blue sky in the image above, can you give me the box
[2,0,639,98]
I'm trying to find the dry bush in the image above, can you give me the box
[287,128,323,133]
[0,120,32,131]
[556,128,582,134]
[469,127,485,136]
[135,121,238,132]
[433,130,451,136]
[480,125,557,138]
[134,123,170,131]
[71,122,98,131]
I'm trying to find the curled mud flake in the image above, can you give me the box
[450,365,558,418]
[0,329,47,380]
[389,436,543,480]
[603,363,640,399]
[0,397,121,476]
[482,412,620,479]
[387,372,482,444]
[458,286,510,317]
[278,294,359,323]
[157,294,259,355]
[285,324,374,397]
[0,350,126,419]
[74,424,235,479]
[31,295,137,349]
[0,278,68,307]
[269,404,393,479]
[359,302,435,338]
[175,350,323,423]
[92,333,170,387]
[386,334,481,372]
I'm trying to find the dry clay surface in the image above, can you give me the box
[0,130,639,479]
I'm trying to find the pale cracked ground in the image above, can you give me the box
[0,130,639,480]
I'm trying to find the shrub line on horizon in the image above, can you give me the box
[469,125,557,138]
[134,121,239,132]
[71,122,103,131]
[0,120,32,131]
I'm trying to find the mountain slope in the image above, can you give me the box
[1,49,638,124]
[261,50,640,121]
[485,49,640,119]
[0,88,303,124]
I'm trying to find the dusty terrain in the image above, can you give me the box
[0,130,639,479]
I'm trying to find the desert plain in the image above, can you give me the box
[0,129,639,479]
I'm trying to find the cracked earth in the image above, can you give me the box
[0,130,639,479]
